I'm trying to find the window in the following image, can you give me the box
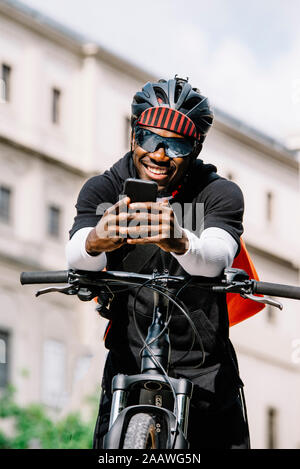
[42,339,66,408]
[47,205,61,238]
[51,88,61,124]
[267,406,277,449]
[125,115,131,148]
[266,191,273,222]
[1,64,11,102]
[0,186,11,223]
[0,330,10,388]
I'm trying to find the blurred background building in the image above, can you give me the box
[0,0,299,448]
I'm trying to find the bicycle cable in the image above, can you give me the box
[136,278,191,352]
[132,277,206,369]
[137,278,198,369]
[131,275,207,447]
[98,277,207,369]
[132,281,179,414]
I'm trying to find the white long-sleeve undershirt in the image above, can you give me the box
[65,226,238,277]
[65,227,107,272]
[171,227,238,277]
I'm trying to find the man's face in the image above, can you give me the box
[132,126,191,192]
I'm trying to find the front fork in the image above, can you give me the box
[108,374,193,438]
[176,393,191,437]
[109,388,128,430]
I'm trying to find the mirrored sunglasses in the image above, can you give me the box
[135,127,195,158]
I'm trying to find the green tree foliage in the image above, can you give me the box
[0,386,95,449]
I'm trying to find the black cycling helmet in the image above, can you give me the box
[131,76,214,155]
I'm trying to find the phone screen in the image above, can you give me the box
[123,178,158,203]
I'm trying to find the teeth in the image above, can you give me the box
[146,166,168,175]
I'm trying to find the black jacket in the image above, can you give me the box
[69,152,245,411]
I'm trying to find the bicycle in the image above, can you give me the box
[20,267,300,449]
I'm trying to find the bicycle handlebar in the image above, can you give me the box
[252,280,300,300]
[20,270,69,285]
[19,269,300,301]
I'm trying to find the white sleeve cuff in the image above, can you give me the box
[65,227,107,272]
[171,227,238,277]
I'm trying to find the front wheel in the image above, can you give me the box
[122,413,167,449]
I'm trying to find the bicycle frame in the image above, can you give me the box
[103,271,194,449]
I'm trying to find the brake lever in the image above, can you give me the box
[35,284,79,297]
[240,292,283,310]
[213,281,283,310]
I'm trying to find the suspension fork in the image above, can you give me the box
[174,380,192,438]
[108,374,193,438]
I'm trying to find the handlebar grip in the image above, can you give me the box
[253,280,300,300]
[20,270,69,285]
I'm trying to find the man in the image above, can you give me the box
[66,77,250,449]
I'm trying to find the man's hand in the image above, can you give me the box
[85,197,130,255]
[85,198,189,256]
[124,201,189,255]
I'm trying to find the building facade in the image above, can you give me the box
[0,0,299,448]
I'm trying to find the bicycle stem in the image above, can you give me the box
[140,286,171,375]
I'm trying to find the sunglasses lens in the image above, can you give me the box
[165,138,194,158]
[135,127,194,158]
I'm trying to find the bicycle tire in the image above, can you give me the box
[122,413,166,449]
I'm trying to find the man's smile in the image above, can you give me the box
[141,160,174,181]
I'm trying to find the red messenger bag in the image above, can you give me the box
[227,238,265,327]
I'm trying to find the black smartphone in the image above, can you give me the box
[123,178,158,203]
